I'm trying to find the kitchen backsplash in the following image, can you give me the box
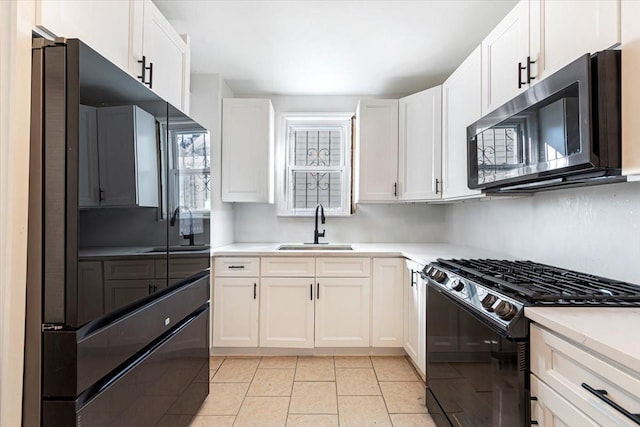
[446,181,640,284]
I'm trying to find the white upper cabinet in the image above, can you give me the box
[132,0,191,112]
[221,99,275,203]
[35,0,132,73]
[481,1,530,115]
[78,105,100,208]
[530,0,620,83]
[442,46,484,200]
[622,0,640,179]
[95,105,159,208]
[356,99,399,202]
[398,86,443,201]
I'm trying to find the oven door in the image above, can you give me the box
[426,283,528,427]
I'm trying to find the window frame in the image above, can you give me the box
[277,113,353,217]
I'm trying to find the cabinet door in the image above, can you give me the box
[104,278,165,312]
[260,278,314,348]
[356,100,399,202]
[97,106,159,207]
[35,0,132,72]
[398,87,442,201]
[530,0,620,83]
[141,0,189,111]
[78,261,104,324]
[213,277,259,347]
[315,277,370,347]
[372,258,404,347]
[481,1,530,115]
[416,275,427,376]
[403,260,420,363]
[442,46,484,200]
[221,99,275,203]
[79,105,100,208]
[530,375,599,427]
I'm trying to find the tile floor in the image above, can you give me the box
[189,355,436,427]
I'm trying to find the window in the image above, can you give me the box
[280,114,352,216]
[169,128,211,216]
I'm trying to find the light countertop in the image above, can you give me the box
[79,246,211,259]
[211,242,512,266]
[525,307,640,373]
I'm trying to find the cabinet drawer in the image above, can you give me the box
[316,257,371,277]
[261,257,315,277]
[214,257,260,277]
[104,259,156,280]
[530,324,640,426]
[530,374,599,426]
[155,257,210,279]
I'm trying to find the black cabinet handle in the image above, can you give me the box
[410,269,415,287]
[435,178,440,195]
[137,56,147,83]
[581,383,640,424]
[310,284,313,300]
[317,283,320,300]
[148,284,153,294]
[253,283,257,299]
[526,56,536,84]
[518,61,526,89]
[147,61,153,89]
[228,265,245,269]
[99,189,105,202]
[393,182,397,197]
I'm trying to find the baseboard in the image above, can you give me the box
[210,347,407,357]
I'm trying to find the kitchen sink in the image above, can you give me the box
[277,243,353,251]
[144,245,210,253]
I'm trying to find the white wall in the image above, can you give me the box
[191,74,235,247]
[0,1,34,426]
[446,181,640,284]
[231,94,446,243]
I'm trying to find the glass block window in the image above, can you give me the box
[283,116,352,216]
[170,130,210,216]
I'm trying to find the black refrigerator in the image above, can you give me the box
[23,38,211,426]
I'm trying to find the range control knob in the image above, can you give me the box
[431,269,447,283]
[495,301,517,321]
[451,280,464,291]
[481,294,498,311]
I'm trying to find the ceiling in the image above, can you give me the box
[155,0,517,97]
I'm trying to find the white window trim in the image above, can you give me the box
[277,112,353,217]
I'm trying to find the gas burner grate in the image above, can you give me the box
[436,259,640,304]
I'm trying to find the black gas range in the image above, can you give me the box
[422,258,640,427]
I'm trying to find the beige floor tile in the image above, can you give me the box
[295,356,335,381]
[195,383,249,415]
[247,368,295,396]
[338,395,392,427]
[371,356,418,381]
[212,358,260,383]
[209,369,217,381]
[286,414,339,427]
[336,368,381,396]
[189,415,236,427]
[156,414,193,427]
[210,356,225,371]
[259,356,298,369]
[233,396,290,427]
[380,382,427,414]
[289,382,338,414]
[390,414,437,427]
[334,356,372,368]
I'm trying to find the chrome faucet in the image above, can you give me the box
[170,206,195,246]
[313,204,326,244]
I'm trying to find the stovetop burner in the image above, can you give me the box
[434,259,640,305]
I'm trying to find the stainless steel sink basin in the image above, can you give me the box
[144,245,210,253]
[277,243,353,251]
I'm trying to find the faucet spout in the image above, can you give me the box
[314,204,326,244]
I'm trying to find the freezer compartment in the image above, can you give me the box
[43,272,209,398]
[42,305,209,426]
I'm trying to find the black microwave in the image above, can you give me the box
[467,50,621,192]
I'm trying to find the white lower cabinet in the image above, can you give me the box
[403,259,426,376]
[315,277,370,347]
[530,323,640,426]
[104,278,165,312]
[213,277,259,347]
[259,278,315,348]
[371,258,404,347]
